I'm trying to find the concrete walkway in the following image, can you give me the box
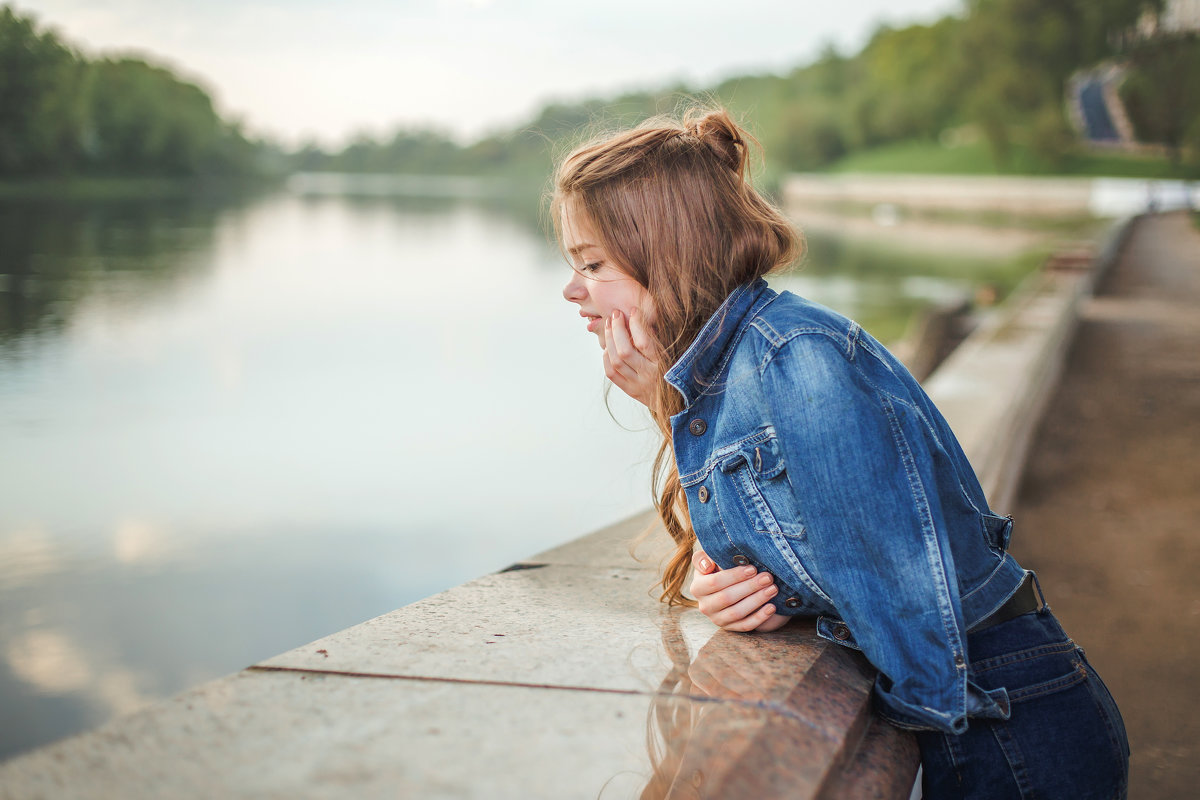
[1009,211,1200,798]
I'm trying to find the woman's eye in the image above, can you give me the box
[582,262,601,274]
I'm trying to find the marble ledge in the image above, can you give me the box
[0,666,915,800]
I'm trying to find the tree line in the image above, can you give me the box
[0,5,264,178]
[2,0,1195,182]
[299,0,1196,178]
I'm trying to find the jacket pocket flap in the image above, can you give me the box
[754,439,787,479]
[717,438,787,479]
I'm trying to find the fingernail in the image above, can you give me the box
[757,573,773,586]
[762,605,776,615]
[699,558,710,571]
[765,585,778,597]
[741,566,756,578]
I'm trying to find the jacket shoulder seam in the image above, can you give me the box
[752,325,851,374]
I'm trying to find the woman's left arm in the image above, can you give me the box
[759,333,984,734]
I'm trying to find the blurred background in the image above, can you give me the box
[1,0,1197,770]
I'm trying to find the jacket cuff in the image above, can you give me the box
[872,678,1011,734]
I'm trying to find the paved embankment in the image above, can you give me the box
[783,173,1198,218]
[1009,211,1200,799]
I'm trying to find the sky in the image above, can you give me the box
[15,0,964,147]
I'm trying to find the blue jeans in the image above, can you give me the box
[916,610,1129,799]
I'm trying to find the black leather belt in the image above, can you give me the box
[970,574,1041,633]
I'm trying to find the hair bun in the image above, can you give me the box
[684,109,747,175]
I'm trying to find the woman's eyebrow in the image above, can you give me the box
[567,242,598,257]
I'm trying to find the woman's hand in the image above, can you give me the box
[603,308,658,407]
[690,550,791,632]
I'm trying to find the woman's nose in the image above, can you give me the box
[562,270,586,303]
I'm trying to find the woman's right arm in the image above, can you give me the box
[690,550,791,632]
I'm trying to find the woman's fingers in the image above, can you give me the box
[607,311,651,373]
[602,348,646,407]
[604,310,657,405]
[690,551,785,631]
[691,562,767,599]
[628,306,657,358]
[694,568,776,614]
[706,584,780,630]
[753,613,792,633]
[601,346,626,384]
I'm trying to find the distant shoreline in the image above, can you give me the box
[0,175,282,201]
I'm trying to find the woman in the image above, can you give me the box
[555,107,1128,799]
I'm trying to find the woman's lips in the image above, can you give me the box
[583,313,602,332]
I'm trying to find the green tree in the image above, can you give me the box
[958,0,1162,167]
[1121,32,1200,165]
[776,105,847,170]
[0,6,87,174]
[854,20,966,146]
[1,5,263,178]
[86,58,226,175]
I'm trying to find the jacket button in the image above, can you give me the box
[688,418,707,436]
[697,486,709,503]
[784,597,801,609]
[833,624,851,641]
[731,555,749,566]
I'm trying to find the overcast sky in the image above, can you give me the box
[16,0,963,146]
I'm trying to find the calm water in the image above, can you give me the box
[0,181,1031,760]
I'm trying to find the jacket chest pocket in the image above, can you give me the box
[715,437,805,538]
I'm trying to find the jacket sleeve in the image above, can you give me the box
[758,331,1008,733]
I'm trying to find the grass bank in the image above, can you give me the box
[825,139,1199,180]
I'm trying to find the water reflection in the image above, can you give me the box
[635,611,913,799]
[287,172,548,232]
[636,614,814,799]
[0,522,463,759]
[0,196,245,346]
[0,184,1034,763]
[641,611,706,800]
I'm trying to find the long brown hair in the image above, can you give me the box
[552,107,803,606]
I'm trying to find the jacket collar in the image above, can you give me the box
[665,278,774,408]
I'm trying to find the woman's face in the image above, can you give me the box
[560,203,653,350]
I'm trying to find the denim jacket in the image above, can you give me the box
[666,279,1029,734]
